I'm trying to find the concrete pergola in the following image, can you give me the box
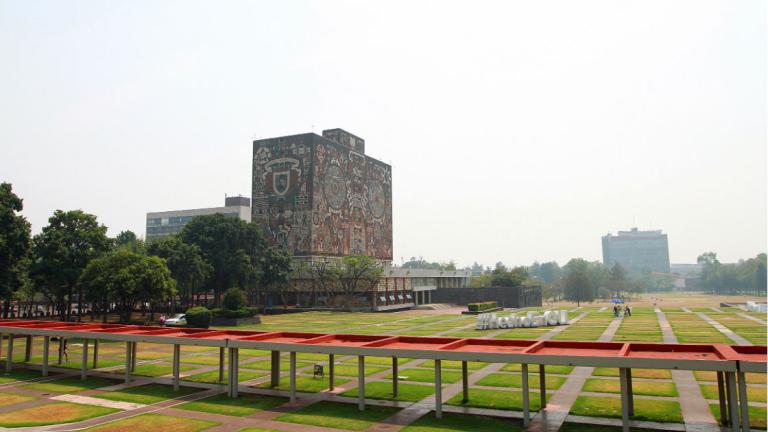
[0,319,762,432]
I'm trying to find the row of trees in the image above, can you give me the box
[697,252,767,295]
[0,182,293,322]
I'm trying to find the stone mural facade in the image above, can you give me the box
[252,129,393,260]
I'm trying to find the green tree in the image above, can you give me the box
[257,246,292,307]
[31,210,111,321]
[113,230,145,253]
[564,268,594,306]
[0,183,31,317]
[490,266,528,287]
[608,263,628,297]
[180,214,267,307]
[336,255,384,309]
[79,250,175,323]
[222,287,247,311]
[147,236,212,310]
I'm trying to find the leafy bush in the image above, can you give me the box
[468,301,498,312]
[222,288,247,311]
[185,306,212,328]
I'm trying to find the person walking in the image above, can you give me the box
[624,305,631,317]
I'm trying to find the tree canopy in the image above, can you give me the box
[0,183,31,315]
[147,236,212,309]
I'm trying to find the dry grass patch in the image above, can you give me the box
[85,413,218,432]
[0,402,118,427]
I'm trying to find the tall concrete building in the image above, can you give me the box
[146,196,251,241]
[252,128,392,261]
[602,228,671,274]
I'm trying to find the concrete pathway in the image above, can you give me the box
[736,312,767,325]
[50,393,146,410]
[694,312,751,346]
[655,308,719,432]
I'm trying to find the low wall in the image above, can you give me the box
[431,285,541,308]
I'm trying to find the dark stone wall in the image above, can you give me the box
[431,286,542,308]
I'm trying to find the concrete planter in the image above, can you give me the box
[211,316,261,326]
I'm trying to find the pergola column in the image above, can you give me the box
[80,339,89,380]
[270,350,280,387]
[619,368,630,432]
[229,348,239,398]
[219,347,225,382]
[357,355,365,411]
[130,342,137,371]
[289,351,297,403]
[92,340,99,369]
[24,335,32,362]
[57,337,64,365]
[521,363,529,426]
[725,372,740,432]
[172,344,180,391]
[434,359,442,418]
[41,336,49,376]
[124,341,132,384]
[461,361,469,403]
[539,364,546,409]
[329,354,335,391]
[716,372,728,426]
[626,368,634,416]
[392,357,398,397]
[737,371,749,431]
[5,334,13,372]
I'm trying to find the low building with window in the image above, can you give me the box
[145,196,251,241]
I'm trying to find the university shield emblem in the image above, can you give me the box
[274,172,290,195]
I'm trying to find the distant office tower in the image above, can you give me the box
[146,196,251,241]
[252,128,392,260]
[601,228,670,274]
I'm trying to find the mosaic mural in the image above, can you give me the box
[252,131,392,260]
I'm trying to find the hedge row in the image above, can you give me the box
[467,301,498,312]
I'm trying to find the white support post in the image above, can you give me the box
[42,336,49,377]
[358,355,365,411]
[289,352,297,403]
[93,340,99,369]
[172,344,180,391]
[521,363,529,426]
[124,341,131,384]
[80,339,88,380]
[619,368,630,432]
[392,357,398,397]
[231,348,239,398]
[737,372,749,431]
[725,372,740,432]
[5,334,13,372]
[434,359,442,419]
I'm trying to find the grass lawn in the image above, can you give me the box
[560,423,660,432]
[500,364,575,375]
[476,373,566,390]
[693,371,767,385]
[331,363,388,377]
[583,378,678,397]
[385,368,462,384]
[0,402,118,427]
[111,363,196,377]
[84,413,218,432]
[26,355,124,370]
[254,375,350,393]
[570,396,683,423]
[700,384,765,402]
[446,388,545,412]
[238,349,271,357]
[239,429,282,432]
[340,381,434,402]
[244,360,311,371]
[94,383,200,404]
[22,376,119,393]
[592,368,672,380]
[276,401,399,431]
[183,369,266,384]
[341,356,412,366]
[0,391,36,407]
[0,368,49,383]
[402,411,524,432]
[177,393,287,417]
[709,403,767,429]
[419,360,490,370]
[182,355,227,365]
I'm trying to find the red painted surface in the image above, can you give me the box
[0,319,762,369]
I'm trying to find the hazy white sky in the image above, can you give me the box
[1,1,765,268]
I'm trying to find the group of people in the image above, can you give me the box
[613,304,632,317]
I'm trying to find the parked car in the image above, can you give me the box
[164,314,187,326]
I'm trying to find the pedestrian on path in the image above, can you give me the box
[624,305,631,317]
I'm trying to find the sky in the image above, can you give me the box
[1,0,765,268]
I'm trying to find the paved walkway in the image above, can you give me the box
[655,308,719,432]
[694,312,751,346]
[736,312,767,325]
